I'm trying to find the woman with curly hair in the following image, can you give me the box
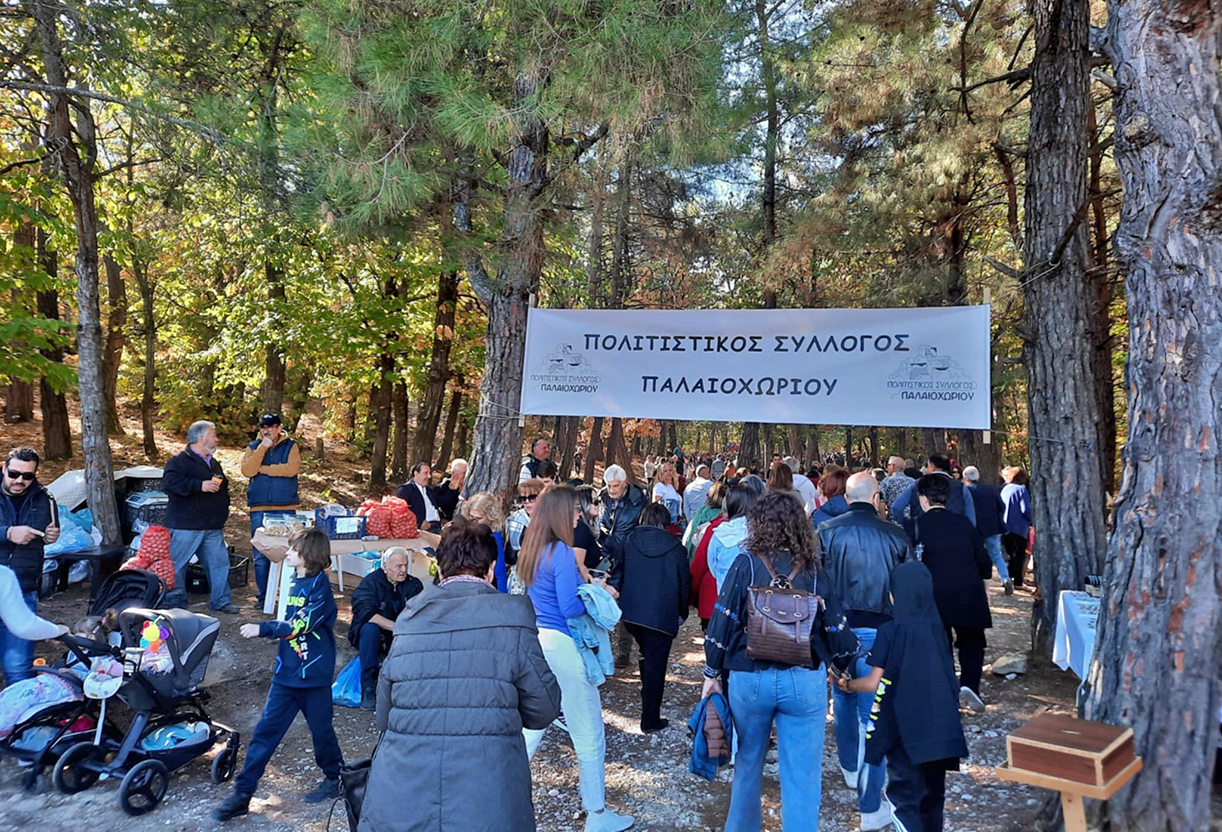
[701,492,857,832]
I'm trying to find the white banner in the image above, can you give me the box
[519,306,992,429]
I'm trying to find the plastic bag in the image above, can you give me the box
[44,523,93,556]
[62,508,93,531]
[332,656,362,708]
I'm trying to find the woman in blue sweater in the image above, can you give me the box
[518,486,633,832]
[213,528,343,821]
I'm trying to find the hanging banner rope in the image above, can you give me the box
[519,306,992,429]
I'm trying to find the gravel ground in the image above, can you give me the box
[0,568,1083,832]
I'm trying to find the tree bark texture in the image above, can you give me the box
[6,223,35,423]
[437,388,462,474]
[458,70,549,499]
[101,253,126,435]
[584,416,604,484]
[131,257,157,458]
[413,269,458,466]
[36,247,71,462]
[1023,0,1108,651]
[369,354,394,488]
[1082,3,1222,829]
[607,417,632,476]
[557,416,579,480]
[32,7,119,541]
[391,380,409,482]
[739,422,760,469]
[261,262,287,416]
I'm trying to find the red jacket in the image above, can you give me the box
[690,515,729,621]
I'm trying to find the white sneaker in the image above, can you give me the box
[860,800,894,831]
[585,808,634,832]
[841,764,859,789]
[959,685,986,713]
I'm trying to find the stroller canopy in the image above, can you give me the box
[91,570,166,617]
[120,608,220,697]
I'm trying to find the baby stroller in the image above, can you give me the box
[49,607,240,816]
[0,569,167,789]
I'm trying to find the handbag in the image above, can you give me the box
[332,737,378,830]
[744,556,816,668]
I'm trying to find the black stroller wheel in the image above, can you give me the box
[52,741,102,794]
[211,745,237,784]
[118,759,169,816]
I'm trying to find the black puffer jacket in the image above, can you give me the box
[818,503,913,628]
[608,525,691,637]
[598,482,646,560]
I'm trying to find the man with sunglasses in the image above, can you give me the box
[0,447,61,684]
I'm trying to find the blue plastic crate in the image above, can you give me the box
[317,515,366,540]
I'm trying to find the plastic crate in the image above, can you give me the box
[124,491,168,529]
[317,515,366,540]
[185,554,251,594]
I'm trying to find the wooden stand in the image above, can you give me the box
[996,714,1143,832]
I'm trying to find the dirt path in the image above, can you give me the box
[0,571,1079,832]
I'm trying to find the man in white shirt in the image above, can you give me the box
[683,464,713,520]
[785,456,818,516]
[395,462,441,532]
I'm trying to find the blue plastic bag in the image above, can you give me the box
[63,508,93,531]
[44,523,93,556]
[332,656,362,708]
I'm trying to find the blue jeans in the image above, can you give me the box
[356,621,392,696]
[166,528,232,610]
[725,665,826,832]
[984,534,1011,583]
[0,590,37,685]
[235,682,343,796]
[832,627,886,814]
[250,511,295,603]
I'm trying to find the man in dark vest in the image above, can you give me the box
[164,420,237,613]
[517,437,550,483]
[241,413,301,609]
[889,453,976,540]
[0,447,61,683]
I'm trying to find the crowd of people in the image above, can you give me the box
[0,421,1037,832]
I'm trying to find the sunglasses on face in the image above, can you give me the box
[521,494,539,503]
[4,470,35,481]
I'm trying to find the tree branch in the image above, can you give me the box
[0,156,41,177]
[532,123,609,198]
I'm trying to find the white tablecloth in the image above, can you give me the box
[1052,590,1100,678]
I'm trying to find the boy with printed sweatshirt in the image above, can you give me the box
[213,528,343,821]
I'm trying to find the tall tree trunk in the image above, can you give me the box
[458,70,552,499]
[844,426,853,461]
[1024,0,1107,651]
[583,416,604,483]
[261,262,287,415]
[921,427,944,460]
[739,422,760,469]
[131,257,157,458]
[6,222,35,423]
[32,9,119,542]
[390,380,409,482]
[630,431,642,461]
[436,388,462,472]
[1082,3,1222,830]
[413,271,458,466]
[607,417,632,476]
[868,427,879,467]
[454,409,471,462]
[787,424,803,465]
[36,233,71,461]
[369,354,394,488]
[101,253,126,435]
[557,416,579,480]
[1087,101,1118,495]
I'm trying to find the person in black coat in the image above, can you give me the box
[395,462,443,532]
[912,475,993,713]
[430,459,467,522]
[348,548,424,709]
[608,502,691,732]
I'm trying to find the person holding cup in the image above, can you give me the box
[0,447,61,684]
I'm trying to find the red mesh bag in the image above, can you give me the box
[122,525,176,589]
[389,505,419,539]
[364,507,393,538]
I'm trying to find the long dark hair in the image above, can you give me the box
[517,485,577,587]
[746,491,819,570]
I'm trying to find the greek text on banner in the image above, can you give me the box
[519,306,992,429]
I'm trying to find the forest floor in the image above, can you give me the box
[0,408,1167,831]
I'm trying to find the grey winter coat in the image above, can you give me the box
[360,580,561,832]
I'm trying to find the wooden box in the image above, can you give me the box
[1005,713,1136,789]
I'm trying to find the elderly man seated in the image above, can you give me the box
[348,547,423,710]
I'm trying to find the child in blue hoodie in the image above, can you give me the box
[213,528,343,821]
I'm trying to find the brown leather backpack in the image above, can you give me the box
[744,556,817,667]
